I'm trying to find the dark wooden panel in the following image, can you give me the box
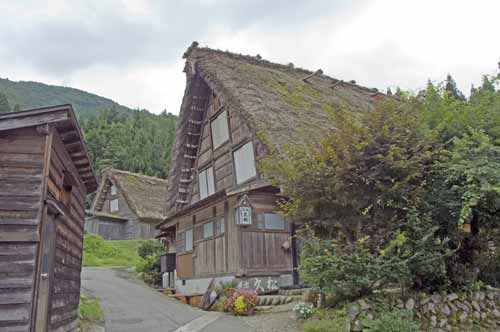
[176,253,193,278]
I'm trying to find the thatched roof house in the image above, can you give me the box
[165,42,381,216]
[157,43,382,293]
[87,169,168,239]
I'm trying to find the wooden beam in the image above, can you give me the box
[0,110,69,132]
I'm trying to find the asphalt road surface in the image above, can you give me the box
[81,267,252,332]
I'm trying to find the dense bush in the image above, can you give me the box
[300,231,408,301]
[137,240,164,259]
[135,240,164,286]
[223,289,258,316]
[261,70,500,294]
[136,254,162,286]
[363,311,419,332]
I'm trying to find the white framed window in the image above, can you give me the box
[199,167,215,199]
[233,141,257,184]
[110,184,117,196]
[203,222,214,239]
[257,213,285,230]
[211,111,229,149]
[185,229,193,251]
[110,199,119,212]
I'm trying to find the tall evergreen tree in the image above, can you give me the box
[0,92,10,113]
[444,74,465,100]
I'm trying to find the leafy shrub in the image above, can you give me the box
[223,289,258,316]
[293,302,314,319]
[300,231,409,301]
[136,253,162,286]
[302,309,348,332]
[363,311,419,332]
[137,240,164,259]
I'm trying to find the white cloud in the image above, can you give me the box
[0,0,498,114]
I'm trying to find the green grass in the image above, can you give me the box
[82,233,147,267]
[78,291,104,331]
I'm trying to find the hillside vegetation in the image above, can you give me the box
[0,77,131,118]
[0,78,178,178]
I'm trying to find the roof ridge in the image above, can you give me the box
[185,42,384,96]
[106,168,168,183]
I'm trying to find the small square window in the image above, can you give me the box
[110,199,119,212]
[257,213,285,230]
[199,167,215,199]
[203,222,214,239]
[211,111,229,149]
[233,142,257,184]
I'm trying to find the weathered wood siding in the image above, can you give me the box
[46,130,87,332]
[239,191,292,274]
[94,183,156,240]
[84,217,126,240]
[0,127,46,332]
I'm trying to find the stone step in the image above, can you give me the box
[256,295,297,306]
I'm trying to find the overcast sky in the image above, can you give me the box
[1,0,498,115]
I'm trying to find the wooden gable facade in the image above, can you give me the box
[87,169,167,240]
[158,43,379,293]
[0,105,97,332]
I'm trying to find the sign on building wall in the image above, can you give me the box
[236,276,280,294]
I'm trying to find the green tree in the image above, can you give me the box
[0,92,10,113]
[444,74,465,100]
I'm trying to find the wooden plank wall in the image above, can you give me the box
[239,192,293,274]
[0,127,46,332]
[46,131,87,332]
[190,94,246,205]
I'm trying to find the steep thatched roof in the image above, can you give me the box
[163,43,385,218]
[92,169,168,223]
[185,43,380,148]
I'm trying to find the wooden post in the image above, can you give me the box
[291,222,299,285]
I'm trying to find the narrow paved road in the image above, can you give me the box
[81,267,252,332]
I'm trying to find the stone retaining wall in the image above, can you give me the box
[349,288,500,331]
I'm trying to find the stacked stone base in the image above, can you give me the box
[348,288,500,332]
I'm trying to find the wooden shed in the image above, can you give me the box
[157,43,379,294]
[86,168,167,240]
[0,105,97,332]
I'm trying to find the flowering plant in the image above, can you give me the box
[293,302,314,319]
[223,289,258,316]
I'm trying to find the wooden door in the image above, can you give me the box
[35,213,56,332]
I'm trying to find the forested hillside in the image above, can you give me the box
[0,78,178,178]
[0,77,131,117]
[81,108,177,178]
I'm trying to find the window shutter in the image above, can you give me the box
[199,170,208,199]
[110,199,119,212]
[211,111,229,149]
[185,229,193,251]
[203,222,214,238]
[234,142,257,184]
[207,167,215,195]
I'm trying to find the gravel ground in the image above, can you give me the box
[242,303,301,332]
